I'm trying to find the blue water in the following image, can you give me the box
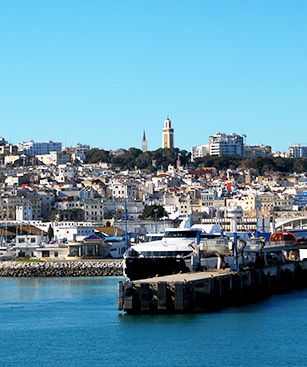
[1,277,307,367]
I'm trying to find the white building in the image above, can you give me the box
[109,181,133,199]
[209,133,244,157]
[14,234,69,259]
[74,144,90,162]
[4,155,20,166]
[84,200,104,222]
[52,223,96,242]
[36,151,71,166]
[18,140,62,156]
[16,205,33,221]
[55,165,76,183]
[288,144,307,158]
[191,145,209,160]
[226,194,257,213]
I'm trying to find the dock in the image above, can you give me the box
[118,260,307,313]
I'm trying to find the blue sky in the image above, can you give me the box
[1,0,307,151]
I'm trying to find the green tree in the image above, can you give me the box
[85,149,111,164]
[141,205,166,220]
[47,225,54,241]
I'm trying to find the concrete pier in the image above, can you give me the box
[118,260,307,314]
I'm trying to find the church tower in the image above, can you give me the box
[162,116,174,149]
[141,130,148,153]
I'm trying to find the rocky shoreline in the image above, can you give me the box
[0,260,123,277]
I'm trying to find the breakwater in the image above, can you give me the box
[0,260,123,277]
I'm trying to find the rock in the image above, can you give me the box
[0,260,123,277]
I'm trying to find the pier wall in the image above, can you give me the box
[0,260,123,277]
[119,261,307,314]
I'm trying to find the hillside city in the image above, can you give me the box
[1,117,307,260]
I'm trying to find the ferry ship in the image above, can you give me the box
[123,226,307,281]
[123,225,230,280]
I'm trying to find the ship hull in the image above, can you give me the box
[123,257,189,281]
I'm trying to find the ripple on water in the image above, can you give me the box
[1,277,307,367]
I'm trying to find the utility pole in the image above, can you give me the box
[154,208,158,233]
[255,192,260,238]
[124,200,129,248]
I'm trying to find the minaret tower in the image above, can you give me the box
[162,116,174,149]
[141,130,148,153]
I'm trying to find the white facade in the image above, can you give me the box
[16,234,48,247]
[110,181,133,199]
[84,200,104,222]
[226,195,256,213]
[55,165,76,183]
[16,205,33,221]
[36,152,59,165]
[191,145,209,160]
[288,144,307,158]
[201,190,217,207]
[4,155,20,166]
[53,224,96,242]
[75,144,90,162]
[18,141,62,156]
[35,245,69,259]
[209,133,244,157]
[14,235,69,259]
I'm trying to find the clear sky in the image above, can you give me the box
[1,0,307,151]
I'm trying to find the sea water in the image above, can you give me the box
[1,277,307,367]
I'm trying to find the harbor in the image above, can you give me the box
[118,206,307,314]
[2,1,307,366]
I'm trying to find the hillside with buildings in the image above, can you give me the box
[1,121,307,261]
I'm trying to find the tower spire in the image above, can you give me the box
[162,116,174,149]
[141,130,148,153]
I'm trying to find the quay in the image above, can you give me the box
[118,260,307,314]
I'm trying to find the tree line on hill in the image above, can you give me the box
[85,148,191,171]
[85,148,307,174]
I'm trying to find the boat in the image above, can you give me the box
[123,225,228,280]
